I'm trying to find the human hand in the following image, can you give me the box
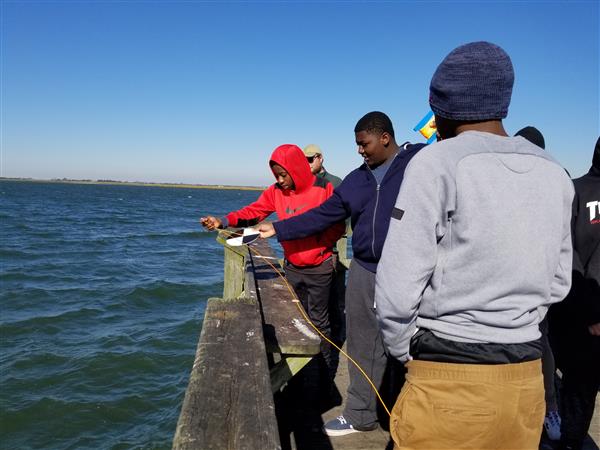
[256,222,276,238]
[588,322,600,336]
[200,216,222,231]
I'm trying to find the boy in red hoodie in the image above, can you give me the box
[200,144,345,382]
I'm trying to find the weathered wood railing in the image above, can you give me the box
[172,233,324,450]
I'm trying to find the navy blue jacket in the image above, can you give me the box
[273,143,426,273]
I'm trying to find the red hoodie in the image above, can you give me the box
[225,144,344,266]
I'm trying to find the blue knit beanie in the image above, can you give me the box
[429,41,514,121]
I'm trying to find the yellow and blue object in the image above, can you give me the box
[413,111,437,144]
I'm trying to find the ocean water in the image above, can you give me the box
[0,181,261,450]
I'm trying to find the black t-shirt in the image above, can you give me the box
[410,329,542,364]
[566,165,600,325]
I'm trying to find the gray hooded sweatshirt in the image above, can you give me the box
[375,131,574,363]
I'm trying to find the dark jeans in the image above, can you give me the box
[550,313,600,449]
[540,317,559,411]
[343,260,388,429]
[326,255,347,383]
[329,255,347,346]
[560,363,600,449]
[285,258,335,378]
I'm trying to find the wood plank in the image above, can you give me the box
[172,297,281,450]
[244,251,258,301]
[270,356,313,393]
[246,239,321,356]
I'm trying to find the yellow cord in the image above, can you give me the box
[217,228,392,417]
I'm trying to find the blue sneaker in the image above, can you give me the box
[323,415,358,436]
[543,410,561,441]
[323,415,377,436]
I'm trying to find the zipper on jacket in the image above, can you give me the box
[365,151,397,259]
[371,184,380,258]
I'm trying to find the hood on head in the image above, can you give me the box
[269,144,314,192]
[593,136,600,170]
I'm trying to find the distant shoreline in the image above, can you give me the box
[0,177,265,191]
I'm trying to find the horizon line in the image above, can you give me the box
[0,177,266,191]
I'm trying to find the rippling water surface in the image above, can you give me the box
[0,181,261,449]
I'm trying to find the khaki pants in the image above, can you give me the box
[391,359,544,450]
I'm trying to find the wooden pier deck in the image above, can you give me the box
[173,233,599,450]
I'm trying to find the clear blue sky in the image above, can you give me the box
[2,1,598,186]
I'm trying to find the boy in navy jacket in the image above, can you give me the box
[258,112,425,435]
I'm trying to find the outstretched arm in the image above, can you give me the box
[200,187,276,231]
[225,188,277,228]
[271,188,349,241]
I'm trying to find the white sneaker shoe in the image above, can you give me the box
[544,410,561,441]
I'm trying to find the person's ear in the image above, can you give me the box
[380,132,391,147]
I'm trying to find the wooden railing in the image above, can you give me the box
[172,233,325,450]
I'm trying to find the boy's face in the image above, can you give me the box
[271,163,294,190]
[355,130,390,168]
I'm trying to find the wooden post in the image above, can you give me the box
[218,232,247,299]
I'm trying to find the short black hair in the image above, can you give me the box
[354,111,395,138]
[515,126,545,150]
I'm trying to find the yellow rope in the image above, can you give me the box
[217,228,392,417]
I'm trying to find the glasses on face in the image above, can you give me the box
[306,155,319,163]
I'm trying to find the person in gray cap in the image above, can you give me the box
[375,41,574,449]
[303,144,343,188]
